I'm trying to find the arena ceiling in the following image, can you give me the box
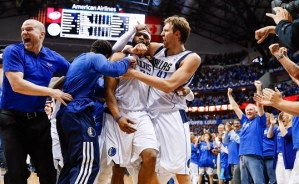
[0,0,277,58]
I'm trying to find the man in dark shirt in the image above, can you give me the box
[255,7,299,50]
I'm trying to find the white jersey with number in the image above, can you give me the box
[148,46,194,118]
[115,57,153,111]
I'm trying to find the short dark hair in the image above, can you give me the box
[90,40,112,58]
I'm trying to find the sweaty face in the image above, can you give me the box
[132,32,150,47]
[21,20,44,53]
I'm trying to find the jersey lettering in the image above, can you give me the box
[153,59,172,71]
[137,59,152,73]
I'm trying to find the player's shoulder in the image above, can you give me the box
[109,52,126,62]
[184,51,201,63]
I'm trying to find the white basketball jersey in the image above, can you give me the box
[148,46,194,118]
[115,57,153,111]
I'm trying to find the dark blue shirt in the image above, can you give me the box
[59,52,130,114]
[1,43,70,112]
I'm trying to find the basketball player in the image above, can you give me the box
[99,28,159,184]
[56,40,136,184]
[122,16,201,184]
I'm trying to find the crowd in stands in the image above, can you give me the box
[188,80,299,108]
[191,64,266,91]
[203,50,249,65]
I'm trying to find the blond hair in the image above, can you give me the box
[164,15,191,44]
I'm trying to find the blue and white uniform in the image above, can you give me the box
[148,46,194,176]
[101,56,158,169]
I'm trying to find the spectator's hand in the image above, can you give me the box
[254,80,262,91]
[175,86,190,97]
[269,43,280,57]
[225,122,233,132]
[50,89,73,106]
[227,88,233,96]
[253,93,272,106]
[278,112,284,124]
[117,117,137,134]
[262,88,283,105]
[211,133,216,140]
[266,7,292,25]
[255,26,275,44]
[270,113,277,125]
[211,148,220,155]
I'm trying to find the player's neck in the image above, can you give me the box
[166,44,185,56]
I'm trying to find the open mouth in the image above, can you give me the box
[24,38,31,43]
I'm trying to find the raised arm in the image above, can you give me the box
[255,26,276,44]
[269,44,299,80]
[267,113,277,138]
[227,88,243,120]
[254,80,264,116]
[277,112,289,137]
[255,88,299,116]
[112,24,150,53]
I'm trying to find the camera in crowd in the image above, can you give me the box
[271,0,299,17]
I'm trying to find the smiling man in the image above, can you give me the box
[0,19,72,184]
[227,82,266,184]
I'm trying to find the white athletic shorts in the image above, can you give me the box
[198,167,214,175]
[101,109,159,168]
[153,110,191,175]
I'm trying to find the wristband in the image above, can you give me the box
[115,115,122,123]
[276,53,284,60]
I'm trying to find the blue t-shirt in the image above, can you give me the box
[239,113,266,157]
[292,116,299,149]
[197,141,215,168]
[1,43,70,112]
[263,126,277,157]
[59,52,130,114]
[191,143,199,165]
[220,143,229,169]
[276,130,283,153]
[227,130,241,165]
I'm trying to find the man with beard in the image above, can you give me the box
[97,26,160,184]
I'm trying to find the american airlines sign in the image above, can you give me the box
[71,4,117,12]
